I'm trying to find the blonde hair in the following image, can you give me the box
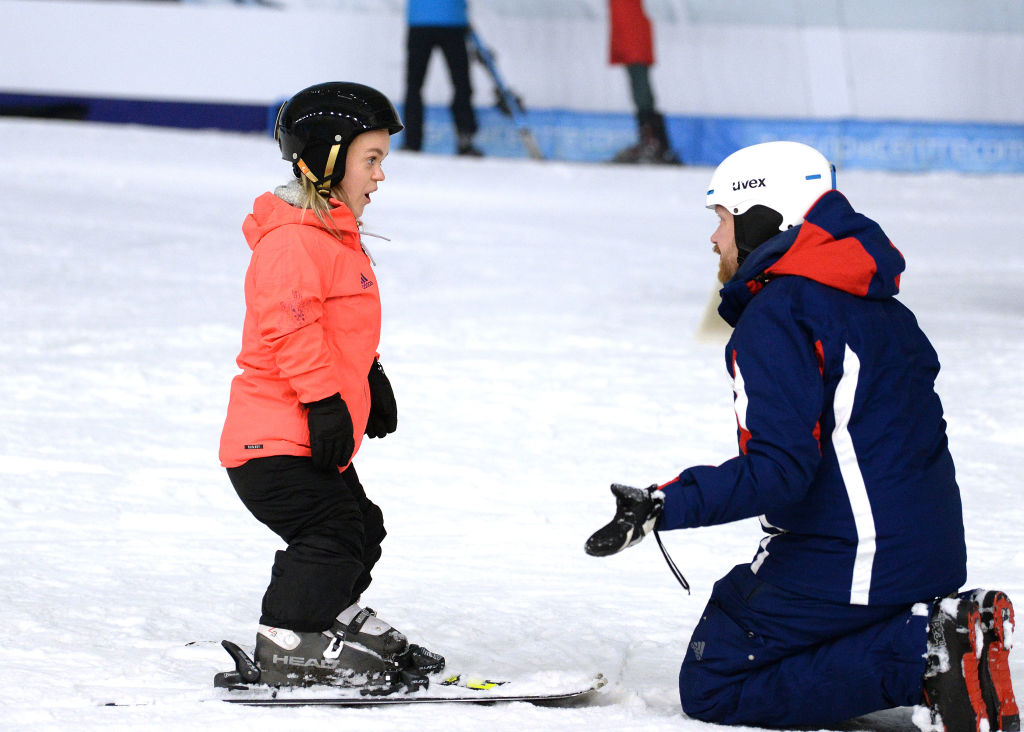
[297,177,350,242]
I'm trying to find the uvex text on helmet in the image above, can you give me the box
[705,141,836,261]
[275,82,404,197]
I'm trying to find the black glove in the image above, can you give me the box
[365,359,397,438]
[585,483,664,557]
[305,393,355,471]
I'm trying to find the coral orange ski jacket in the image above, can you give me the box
[220,191,381,470]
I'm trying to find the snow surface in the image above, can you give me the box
[1,118,1022,731]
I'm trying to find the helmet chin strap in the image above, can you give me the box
[297,142,343,198]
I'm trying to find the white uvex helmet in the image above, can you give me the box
[706,141,835,262]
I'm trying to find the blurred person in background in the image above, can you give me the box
[403,0,482,156]
[219,82,443,689]
[609,0,680,165]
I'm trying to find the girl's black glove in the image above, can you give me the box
[306,393,355,471]
[365,359,397,438]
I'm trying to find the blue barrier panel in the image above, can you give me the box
[393,106,640,163]
[683,116,1024,174]
[404,106,1024,173]
[0,92,268,132]
[3,91,1023,173]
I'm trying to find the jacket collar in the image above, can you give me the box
[717,190,905,327]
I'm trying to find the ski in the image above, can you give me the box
[215,671,606,707]
[213,639,605,707]
[466,27,545,161]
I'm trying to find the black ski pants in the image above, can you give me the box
[227,456,385,633]
[403,24,477,150]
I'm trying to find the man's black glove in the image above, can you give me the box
[365,359,397,438]
[585,483,665,557]
[305,393,355,471]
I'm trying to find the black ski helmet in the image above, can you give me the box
[275,82,404,197]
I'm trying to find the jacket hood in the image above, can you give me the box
[719,190,905,326]
[242,183,360,252]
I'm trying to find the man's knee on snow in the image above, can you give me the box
[679,654,741,723]
[678,590,759,723]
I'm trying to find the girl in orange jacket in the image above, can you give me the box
[218,82,442,689]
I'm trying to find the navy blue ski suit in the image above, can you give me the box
[660,190,966,726]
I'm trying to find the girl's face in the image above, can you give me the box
[336,129,390,219]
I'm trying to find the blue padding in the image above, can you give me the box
[405,107,1024,173]
[0,92,268,132]
[2,91,1022,173]
[682,115,1024,174]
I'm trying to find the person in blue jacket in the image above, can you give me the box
[403,0,481,156]
[586,141,1018,731]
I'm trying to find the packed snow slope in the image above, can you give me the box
[1,118,1021,732]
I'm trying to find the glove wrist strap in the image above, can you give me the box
[653,530,690,594]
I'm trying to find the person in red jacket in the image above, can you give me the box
[219,82,442,689]
[608,0,680,165]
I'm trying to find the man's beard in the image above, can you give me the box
[717,257,736,284]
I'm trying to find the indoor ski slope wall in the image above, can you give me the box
[3,0,1023,171]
